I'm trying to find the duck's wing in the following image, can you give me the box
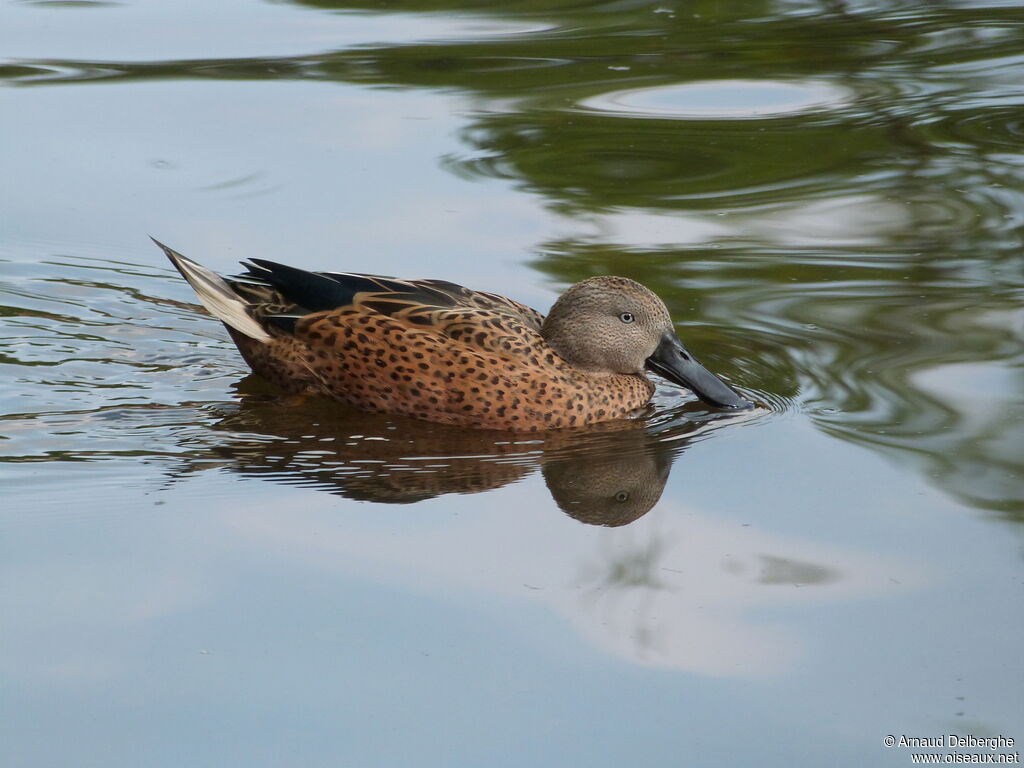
[157,241,548,363]
[238,259,550,363]
[349,278,545,333]
[233,259,545,334]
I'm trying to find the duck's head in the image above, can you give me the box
[541,276,752,409]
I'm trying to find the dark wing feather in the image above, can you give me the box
[230,260,544,332]
[243,259,364,313]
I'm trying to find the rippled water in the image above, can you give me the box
[2,0,1023,765]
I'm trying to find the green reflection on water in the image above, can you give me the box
[1,0,1022,520]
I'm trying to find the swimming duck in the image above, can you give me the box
[154,238,752,431]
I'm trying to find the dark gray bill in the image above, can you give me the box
[646,331,753,409]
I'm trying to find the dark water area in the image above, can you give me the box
[2,0,1023,765]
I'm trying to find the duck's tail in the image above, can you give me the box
[152,237,272,342]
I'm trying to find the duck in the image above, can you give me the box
[153,238,752,431]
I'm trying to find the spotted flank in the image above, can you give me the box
[153,238,752,431]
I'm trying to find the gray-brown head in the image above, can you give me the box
[541,276,752,409]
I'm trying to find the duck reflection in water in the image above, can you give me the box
[177,377,749,526]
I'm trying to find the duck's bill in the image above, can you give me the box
[646,331,754,410]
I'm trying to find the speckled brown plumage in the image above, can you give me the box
[227,303,654,431]
[154,239,750,430]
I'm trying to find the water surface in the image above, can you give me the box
[2,0,1022,765]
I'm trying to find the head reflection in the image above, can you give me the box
[541,435,672,526]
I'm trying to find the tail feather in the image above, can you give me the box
[151,237,272,343]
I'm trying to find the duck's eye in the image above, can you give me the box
[615,491,630,503]
[619,312,635,324]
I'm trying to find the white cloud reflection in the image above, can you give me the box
[225,481,919,679]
